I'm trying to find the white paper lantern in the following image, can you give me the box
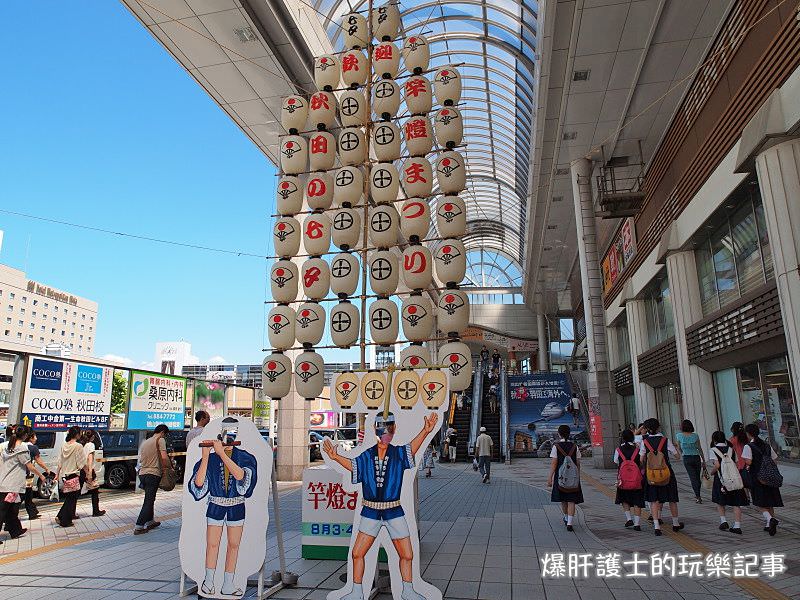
[341,50,367,88]
[339,89,367,128]
[338,127,366,166]
[276,175,303,216]
[303,212,332,256]
[434,239,467,284]
[394,369,421,410]
[435,150,466,194]
[421,368,448,408]
[333,166,363,207]
[404,76,432,115]
[267,304,296,351]
[400,344,430,369]
[294,351,324,400]
[273,216,301,258]
[342,12,368,49]
[331,208,361,251]
[301,257,330,300]
[401,245,433,290]
[330,252,360,296]
[437,289,470,335]
[372,122,401,162]
[439,341,472,391]
[434,67,462,106]
[270,260,298,303]
[373,42,400,79]
[400,198,431,241]
[330,301,359,348]
[369,249,399,296]
[361,371,387,410]
[404,116,433,157]
[372,3,401,41]
[262,352,292,398]
[372,79,400,119]
[369,298,399,345]
[435,195,466,238]
[334,371,360,409]
[434,107,463,148]
[305,172,334,210]
[279,135,307,175]
[370,163,400,204]
[314,55,340,91]
[281,96,308,134]
[308,91,336,129]
[402,157,433,198]
[401,294,434,342]
[309,131,336,171]
[369,204,399,248]
[295,301,326,346]
[403,35,430,74]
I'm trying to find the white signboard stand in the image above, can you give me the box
[178,416,296,599]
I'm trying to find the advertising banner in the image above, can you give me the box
[507,373,587,456]
[193,380,226,420]
[302,466,359,560]
[22,356,113,430]
[127,370,187,430]
[601,218,637,294]
[462,327,538,352]
[310,411,338,429]
[253,388,270,430]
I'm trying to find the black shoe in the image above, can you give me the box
[566,525,574,532]
[673,523,684,532]
[147,521,161,530]
[28,514,40,521]
[768,518,778,536]
[633,525,641,531]
[92,510,106,517]
[729,528,742,534]
[719,522,729,531]
[654,529,662,536]
[647,515,654,521]
[764,526,770,532]
[10,528,27,539]
[624,520,634,528]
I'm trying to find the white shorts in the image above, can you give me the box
[207,516,245,527]
[358,516,410,540]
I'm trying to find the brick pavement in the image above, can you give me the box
[0,459,796,599]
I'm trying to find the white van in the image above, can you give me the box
[32,431,105,498]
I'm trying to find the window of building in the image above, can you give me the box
[60,330,65,336]
[51,328,56,334]
[71,322,75,328]
[39,337,44,342]
[31,311,36,317]
[615,320,631,366]
[33,299,37,306]
[81,314,85,320]
[6,305,11,312]
[80,324,84,331]
[642,270,674,348]
[70,333,74,338]
[20,308,25,315]
[26,334,33,341]
[16,332,22,339]
[52,317,57,323]
[62,319,66,325]
[90,316,94,322]
[21,296,26,303]
[40,325,44,332]
[3,330,9,336]
[44,302,48,308]
[17,320,23,327]
[79,335,83,341]
[4,317,9,324]
[9,293,14,299]
[63,308,68,314]
[29,323,34,329]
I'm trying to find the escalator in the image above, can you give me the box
[449,388,473,461]
[480,374,502,459]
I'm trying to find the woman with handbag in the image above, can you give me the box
[0,425,45,541]
[80,429,105,517]
[55,426,86,528]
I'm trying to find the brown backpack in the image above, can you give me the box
[643,437,670,486]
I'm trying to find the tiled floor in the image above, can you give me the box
[0,459,796,599]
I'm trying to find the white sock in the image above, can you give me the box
[733,521,741,529]
[653,519,661,529]
[403,582,414,593]
[624,511,632,521]
[720,516,728,524]
[566,515,573,525]
[352,583,363,594]
[633,515,640,525]
[221,572,235,592]
[763,511,771,524]
[204,568,214,584]
[672,517,680,526]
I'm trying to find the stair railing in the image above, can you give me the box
[565,367,591,429]
[499,361,510,463]
[467,359,484,458]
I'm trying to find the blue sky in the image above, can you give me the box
[0,2,281,368]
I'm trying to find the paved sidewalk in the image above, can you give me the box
[0,459,796,599]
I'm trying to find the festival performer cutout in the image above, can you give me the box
[323,411,439,600]
[188,418,258,598]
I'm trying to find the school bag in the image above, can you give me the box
[751,442,783,488]
[643,437,671,486]
[713,446,743,491]
[617,445,642,490]
[556,443,580,493]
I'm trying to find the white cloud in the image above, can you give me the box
[139,361,156,371]
[205,355,228,365]
[100,354,134,367]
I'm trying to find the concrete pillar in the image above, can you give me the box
[625,299,657,423]
[754,139,800,405]
[276,346,310,481]
[537,313,549,371]
[571,158,620,468]
[665,251,718,450]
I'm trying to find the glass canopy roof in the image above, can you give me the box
[312,0,538,268]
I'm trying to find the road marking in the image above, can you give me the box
[581,472,790,600]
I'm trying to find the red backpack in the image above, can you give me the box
[617,444,642,490]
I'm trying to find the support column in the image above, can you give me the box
[276,347,310,481]
[665,251,718,450]
[537,313,549,371]
[571,158,619,468]
[625,299,657,423]
[754,139,800,404]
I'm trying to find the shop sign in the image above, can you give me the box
[302,466,359,559]
[126,370,187,430]
[601,218,637,294]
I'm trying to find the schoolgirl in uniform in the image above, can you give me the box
[547,424,583,532]
[613,429,645,530]
[706,431,748,534]
[742,423,783,536]
[640,418,683,536]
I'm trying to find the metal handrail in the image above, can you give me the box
[467,359,484,456]
[499,361,510,463]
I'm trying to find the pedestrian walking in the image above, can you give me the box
[640,418,683,536]
[480,345,489,371]
[547,424,583,531]
[613,429,644,530]
[491,349,500,372]
[186,410,210,447]
[134,424,170,535]
[707,431,748,534]
[447,428,458,462]
[741,423,783,536]
[0,425,44,542]
[474,427,493,483]
[420,444,435,477]
[80,429,105,517]
[729,422,750,502]
[675,419,704,503]
[55,426,85,528]
[567,394,581,426]
[22,428,49,521]
[488,384,498,414]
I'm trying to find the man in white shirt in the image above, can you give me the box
[568,394,581,426]
[186,410,211,447]
[474,427,493,483]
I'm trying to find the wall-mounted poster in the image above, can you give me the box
[179,416,272,599]
[193,380,227,421]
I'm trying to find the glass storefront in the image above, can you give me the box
[713,355,799,459]
[622,394,636,428]
[655,383,683,441]
[643,271,674,349]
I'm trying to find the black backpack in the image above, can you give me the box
[751,442,783,488]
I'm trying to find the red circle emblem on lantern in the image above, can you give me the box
[428,383,436,390]
[273,316,281,323]
[276,268,285,276]
[450,354,458,363]
[443,246,451,254]
[301,363,310,372]
[343,382,350,390]
[408,306,417,314]
[277,223,286,231]
[301,309,310,317]
[268,361,276,369]
[442,158,451,166]
[285,141,294,149]
[411,357,420,366]
[445,294,454,303]
[281,182,289,189]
